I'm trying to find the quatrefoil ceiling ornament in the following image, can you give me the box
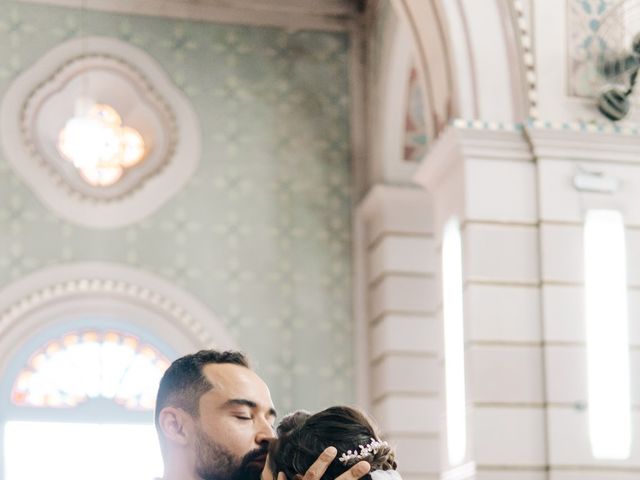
[0,37,201,228]
[57,101,148,187]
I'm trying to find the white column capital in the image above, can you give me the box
[525,123,640,164]
[358,184,431,218]
[357,184,433,240]
[414,123,532,192]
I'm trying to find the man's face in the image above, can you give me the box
[193,363,277,480]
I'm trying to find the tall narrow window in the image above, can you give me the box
[442,218,467,466]
[584,209,631,459]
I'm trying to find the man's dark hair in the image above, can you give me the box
[155,349,249,432]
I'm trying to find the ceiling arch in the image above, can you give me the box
[390,0,535,127]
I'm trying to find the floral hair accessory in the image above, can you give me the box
[338,438,389,465]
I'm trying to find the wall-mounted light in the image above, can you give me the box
[584,209,631,459]
[573,167,620,194]
[442,217,467,466]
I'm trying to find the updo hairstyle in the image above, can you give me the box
[267,406,397,480]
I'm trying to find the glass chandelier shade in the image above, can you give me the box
[57,102,146,187]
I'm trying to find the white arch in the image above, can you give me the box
[0,262,235,376]
[372,3,428,183]
[390,0,534,124]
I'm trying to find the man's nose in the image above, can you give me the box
[256,418,276,443]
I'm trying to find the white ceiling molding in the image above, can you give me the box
[0,262,235,374]
[19,0,359,32]
[414,124,532,194]
[1,36,201,228]
[525,123,640,164]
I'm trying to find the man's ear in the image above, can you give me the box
[158,406,193,446]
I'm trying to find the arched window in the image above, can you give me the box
[2,326,173,480]
[0,262,235,480]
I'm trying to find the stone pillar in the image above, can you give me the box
[415,124,547,480]
[355,184,440,480]
[528,124,640,480]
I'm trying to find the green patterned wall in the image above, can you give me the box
[0,2,353,411]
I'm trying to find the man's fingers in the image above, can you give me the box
[301,448,370,480]
[334,461,371,480]
[302,447,338,480]
[278,472,286,480]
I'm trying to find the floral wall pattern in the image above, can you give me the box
[0,1,353,412]
[568,0,623,97]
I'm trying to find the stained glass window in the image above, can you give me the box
[403,65,428,162]
[11,330,171,410]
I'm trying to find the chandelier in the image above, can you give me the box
[57,101,146,187]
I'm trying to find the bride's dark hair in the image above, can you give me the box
[267,406,397,480]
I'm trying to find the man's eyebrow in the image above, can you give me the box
[224,398,278,418]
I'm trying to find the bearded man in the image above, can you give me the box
[155,350,370,480]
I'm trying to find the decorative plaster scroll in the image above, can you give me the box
[0,262,234,373]
[1,37,201,228]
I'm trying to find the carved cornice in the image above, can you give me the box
[357,183,432,223]
[414,121,532,192]
[414,118,640,193]
[525,121,640,164]
[19,0,359,32]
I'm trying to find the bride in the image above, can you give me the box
[260,406,401,480]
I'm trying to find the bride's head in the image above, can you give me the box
[262,406,398,480]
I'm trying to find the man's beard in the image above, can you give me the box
[194,426,269,480]
[230,445,270,480]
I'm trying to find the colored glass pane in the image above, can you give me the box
[403,66,428,162]
[10,330,170,410]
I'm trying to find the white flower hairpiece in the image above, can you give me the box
[338,438,389,465]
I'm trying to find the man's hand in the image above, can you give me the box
[277,447,371,480]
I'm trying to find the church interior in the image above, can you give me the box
[0,0,639,479]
